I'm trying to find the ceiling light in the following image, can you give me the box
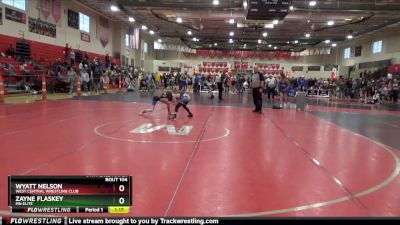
[213,0,219,5]
[294,40,299,44]
[229,31,234,36]
[229,18,235,24]
[290,6,294,11]
[128,17,135,22]
[309,1,317,7]
[110,5,119,12]
[157,39,162,43]
[325,40,331,44]
[258,39,262,44]
[243,1,248,8]
[214,43,218,46]
[141,25,147,30]
[229,39,233,43]
[187,31,192,35]
[176,17,183,23]
[268,44,272,47]
[347,34,353,39]
[327,20,335,26]
[272,20,279,25]
[307,20,310,23]
[305,33,311,38]
[149,30,155,35]
[332,43,337,47]
[286,41,290,44]
[345,18,352,21]
[274,46,277,50]
[264,24,274,29]
[244,44,247,48]
[192,37,197,41]
[262,32,268,37]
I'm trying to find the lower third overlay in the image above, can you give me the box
[1,217,400,225]
[1,217,219,225]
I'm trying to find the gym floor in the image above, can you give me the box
[0,91,399,217]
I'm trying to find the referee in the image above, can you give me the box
[250,71,265,113]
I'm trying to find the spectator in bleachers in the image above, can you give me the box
[105,54,110,69]
[81,65,90,95]
[265,74,277,101]
[392,78,399,103]
[91,57,102,94]
[64,43,71,63]
[6,44,16,59]
[70,49,75,66]
[67,66,77,95]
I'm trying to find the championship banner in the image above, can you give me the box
[0,8,2,25]
[41,0,52,20]
[5,7,26,24]
[128,27,140,49]
[154,42,195,53]
[81,33,90,42]
[52,0,62,25]
[28,17,56,38]
[98,16,109,48]
[184,50,300,60]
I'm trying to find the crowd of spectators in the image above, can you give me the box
[1,44,399,103]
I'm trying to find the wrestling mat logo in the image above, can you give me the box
[130,123,193,136]
[94,120,230,144]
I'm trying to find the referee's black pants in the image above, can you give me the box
[252,88,262,112]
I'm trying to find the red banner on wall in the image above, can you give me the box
[184,50,300,60]
[98,16,109,47]
[52,0,61,24]
[41,0,51,20]
[81,33,90,42]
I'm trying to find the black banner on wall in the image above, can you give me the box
[5,7,26,24]
[158,66,170,72]
[68,9,79,29]
[29,17,56,38]
[171,67,181,72]
[292,66,303,71]
[324,65,339,71]
[308,66,321,71]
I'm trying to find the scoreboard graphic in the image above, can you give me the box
[8,176,132,213]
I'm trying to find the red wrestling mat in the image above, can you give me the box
[0,100,399,217]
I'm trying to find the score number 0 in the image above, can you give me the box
[118,185,125,205]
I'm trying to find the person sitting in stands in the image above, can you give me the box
[6,44,16,59]
[67,66,77,95]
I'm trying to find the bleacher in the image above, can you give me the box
[1,34,122,96]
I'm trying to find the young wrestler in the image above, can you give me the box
[170,91,193,120]
[139,91,174,116]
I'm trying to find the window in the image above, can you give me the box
[344,47,351,59]
[2,0,26,11]
[144,42,148,53]
[79,12,90,33]
[125,34,129,48]
[372,40,382,54]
